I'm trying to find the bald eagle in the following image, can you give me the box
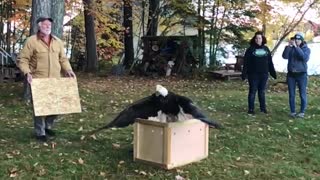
[90,85,222,134]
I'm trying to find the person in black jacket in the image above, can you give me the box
[242,31,277,114]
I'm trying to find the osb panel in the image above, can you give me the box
[31,78,81,116]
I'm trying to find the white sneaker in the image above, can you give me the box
[289,113,296,118]
[296,113,304,118]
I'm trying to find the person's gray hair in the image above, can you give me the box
[37,21,42,28]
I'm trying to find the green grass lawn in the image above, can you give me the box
[1,74,320,179]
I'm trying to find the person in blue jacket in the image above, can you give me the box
[282,32,311,118]
[242,31,277,114]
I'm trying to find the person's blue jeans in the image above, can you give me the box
[287,72,308,114]
[248,73,269,111]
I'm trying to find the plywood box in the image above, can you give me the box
[133,119,209,169]
[31,78,81,116]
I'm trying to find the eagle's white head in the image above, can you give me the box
[156,84,168,97]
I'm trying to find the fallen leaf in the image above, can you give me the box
[78,126,83,131]
[38,166,46,176]
[51,142,57,149]
[176,169,184,173]
[78,158,84,165]
[119,160,125,164]
[139,171,147,175]
[80,149,89,154]
[99,172,106,177]
[80,135,86,140]
[12,150,20,155]
[9,167,18,177]
[6,154,13,159]
[90,134,97,140]
[112,143,121,149]
[175,175,186,180]
[244,170,250,175]
[9,172,17,178]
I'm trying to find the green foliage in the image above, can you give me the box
[71,0,123,62]
[154,0,256,67]
[158,0,198,35]
[205,0,257,66]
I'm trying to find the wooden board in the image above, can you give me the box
[31,78,81,116]
[209,70,242,80]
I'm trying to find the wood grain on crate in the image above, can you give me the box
[134,119,208,169]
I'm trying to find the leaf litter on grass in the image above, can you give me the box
[1,75,320,179]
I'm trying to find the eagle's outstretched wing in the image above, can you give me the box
[89,94,160,134]
[176,94,223,129]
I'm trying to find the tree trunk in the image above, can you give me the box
[209,2,216,67]
[197,0,204,66]
[83,0,98,72]
[201,0,206,67]
[30,0,51,35]
[146,0,159,36]
[0,1,4,48]
[123,0,134,69]
[6,1,12,53]
[51,0,65,38]
[261,0,267,35]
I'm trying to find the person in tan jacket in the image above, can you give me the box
[17,17,76,142]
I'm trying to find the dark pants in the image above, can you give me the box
[248,73,269,111]
[23,77,31,103]
[33,115,57,136]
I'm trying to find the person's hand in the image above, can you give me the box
[26,73,32,84]
[289,40,294,46]
[65,70,76,78]
[292,41,297,47]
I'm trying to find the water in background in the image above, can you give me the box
[273,42,320,75]
[218,42,320,75]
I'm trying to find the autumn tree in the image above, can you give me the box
[70,0,123,71]
[252,0,319,54]
[269,0,319,54]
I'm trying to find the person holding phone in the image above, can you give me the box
[282,32,311,118]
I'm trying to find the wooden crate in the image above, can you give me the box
[133,119,209,169]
